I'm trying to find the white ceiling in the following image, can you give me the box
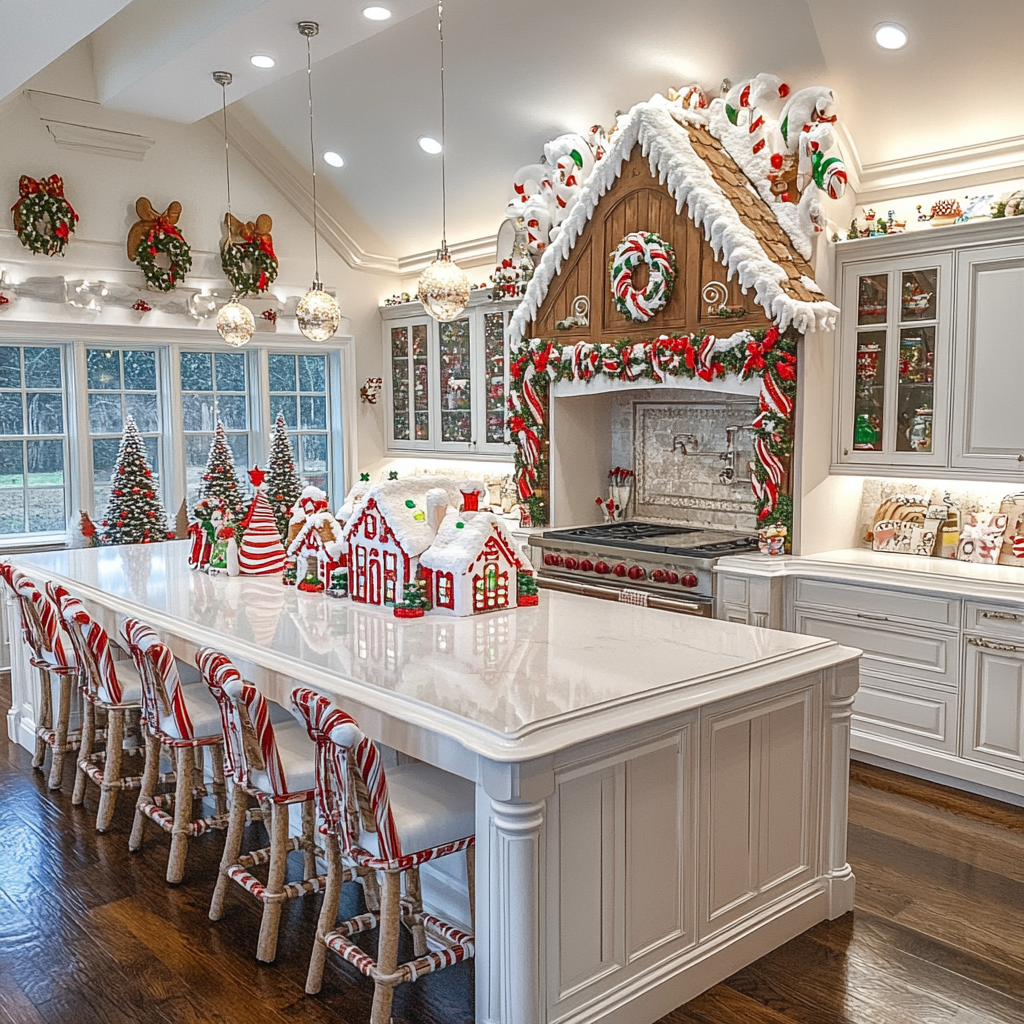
[4,0,1022,261]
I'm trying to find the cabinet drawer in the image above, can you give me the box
[965,602,1024,643]
[793,579,959,628]
[794,609,959,687]
[852,674,958,753]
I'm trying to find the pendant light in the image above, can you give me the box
[295,21,340,342]
[213,71,256,348]
[417,0,470,322]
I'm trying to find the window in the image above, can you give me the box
[87,348,161,516]
[269,354,329,489]
[180,350,250,507]
[0,346,67,534]
[437,572,454,609]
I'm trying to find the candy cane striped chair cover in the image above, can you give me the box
[292,686,475,1024]
[124,618,228,884]
[197,647,335,962]
[52,585,145,832]
[4,566,80,789]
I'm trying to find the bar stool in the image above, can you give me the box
[124,619,228,884]
[2,565,80,789]
[197,647,332,962]
[51,585,145,832]
[292,686,476,1024]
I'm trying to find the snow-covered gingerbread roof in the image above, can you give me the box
[509,102,838,342]
[420,509,532,576]
[341,475,486,557]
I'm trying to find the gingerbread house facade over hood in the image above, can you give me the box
[507,100,838,348]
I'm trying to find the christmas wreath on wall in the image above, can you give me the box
[11,174,78,256]
[609,231,676,322]
[221,213,278,295]
[127,197,192,291]
[507,328,797,537]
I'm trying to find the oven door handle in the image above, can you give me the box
[537,576,711,617]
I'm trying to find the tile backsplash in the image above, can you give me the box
[611,389,760,531]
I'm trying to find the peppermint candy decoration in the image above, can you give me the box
[609,231,677,323]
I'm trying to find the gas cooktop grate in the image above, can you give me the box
[543,522,699,541]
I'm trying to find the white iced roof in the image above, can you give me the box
[341,475,487,557]
[508,101,838,343]
[288,510,343,559]
[419,509,533,575]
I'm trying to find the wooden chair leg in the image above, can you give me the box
[300,798,317,881]
[306,838,345,995]
[32,667,51,769]
[72,698,95,806]
[256,800,290,962]
[167,746,194,884]
[370,871,402,1024]
[466,844,476,934]
[210,782,249,922]
[96,708,125,832]
[48,673,75,789]
[130,732,161,853]
[404,867,428,956]
[210,744,227,818]
[361,865,381,913]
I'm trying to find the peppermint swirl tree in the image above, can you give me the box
[198,421,244,520]
[265,413,302,536]
[101,416,168,545]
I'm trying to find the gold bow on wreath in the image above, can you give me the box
[127,197,183,261]
[224,212,276,260]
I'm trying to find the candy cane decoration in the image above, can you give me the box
[609,232,677,322]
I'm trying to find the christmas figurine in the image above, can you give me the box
[237,467,287,576]
[100,416,169,546]
[188,497,224,570]
[70,510,100,549]
[207,511,239,577]
[265,413,302,537]
[199,421,245,520]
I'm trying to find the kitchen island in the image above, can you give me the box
[5,543,860,1024]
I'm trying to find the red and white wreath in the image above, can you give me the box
[609,231,677,322]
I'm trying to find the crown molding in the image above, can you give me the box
[26,91,156,160]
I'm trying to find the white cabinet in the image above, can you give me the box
[380,294,518,457]
[833,217,1024,480]
[962,628,1024,774]
[950,242,1024,474]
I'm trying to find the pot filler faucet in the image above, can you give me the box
[668,426,752,485]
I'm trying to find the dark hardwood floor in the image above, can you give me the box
[1,670,1022,1024]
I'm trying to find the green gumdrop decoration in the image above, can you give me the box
[405,499,416,508]
[455,521,465,529]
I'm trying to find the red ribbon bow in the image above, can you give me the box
[11,174,78,224]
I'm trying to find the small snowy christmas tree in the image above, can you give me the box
[265,413,302,537]
[199,421,244,520]
[101,416,169,545]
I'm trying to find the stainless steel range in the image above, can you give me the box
[531,521,760,617]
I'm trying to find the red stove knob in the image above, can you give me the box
[579,558,593,572]
[680,573,698,588]
[651,569,667,583]
[613,563,628,577]
[665,571,679,585]
[543,553,564,567]
[594,561,610,575]
[627,565,645,580]
[563,556,579,570]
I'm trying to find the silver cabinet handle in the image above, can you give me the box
[856,611,889,622]
[981,611,1021,622]
[968,636,1024,654]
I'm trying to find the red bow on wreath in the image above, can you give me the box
[11,174,79,232]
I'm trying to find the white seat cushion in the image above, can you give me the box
[249,717,317,797]
[107,660,143,706]
[157,679,223,742]
[358,762,475,859]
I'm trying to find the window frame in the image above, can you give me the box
[0,328,355,547]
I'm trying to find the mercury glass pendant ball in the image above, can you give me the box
[418,251,470,321]
[216,299,255,347]
[296,282,340,342]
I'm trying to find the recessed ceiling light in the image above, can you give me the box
[363,6,392,20]
[250,54,276,68]
[323,150,345,167]
[418,135,442,155]
[874,23,908,49]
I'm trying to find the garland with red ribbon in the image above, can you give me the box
[221,212,279,295]
[11,174,78,256]
[507,327,797,537]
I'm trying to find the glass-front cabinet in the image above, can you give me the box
[837,252,953,468]
[381,295,517,455]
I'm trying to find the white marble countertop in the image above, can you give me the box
[718,548,1024,603]
[11,542,857,760]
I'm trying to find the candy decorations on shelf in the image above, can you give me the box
[11,174,78,256]
[609,232,677,322]
[127,197,192,291]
